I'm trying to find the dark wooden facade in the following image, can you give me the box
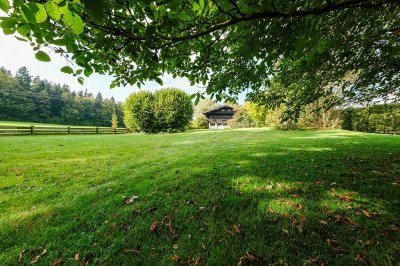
[203,106,235,129]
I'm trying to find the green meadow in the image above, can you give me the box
[0,129,399,265]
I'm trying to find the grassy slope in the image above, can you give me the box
[0,129,399,265]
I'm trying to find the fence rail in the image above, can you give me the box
[0,125,131,136]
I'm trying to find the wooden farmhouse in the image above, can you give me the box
[203,105,235,129]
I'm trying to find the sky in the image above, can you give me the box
[0,31,206,102]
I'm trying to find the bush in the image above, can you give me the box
[111,113,118,129]
[123,88,193,133]
[123,91,156,133]
[228,108,256,128]
[243,102,267,126]
[192,114,209,129]
[154,88,193,131]
[341,103,400,134]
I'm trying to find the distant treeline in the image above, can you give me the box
[0,66,123,127]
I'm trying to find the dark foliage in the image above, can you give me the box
[0,66,123,127]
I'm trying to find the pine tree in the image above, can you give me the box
[15,66,32,91]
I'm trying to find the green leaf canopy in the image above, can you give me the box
[0,0,399,116]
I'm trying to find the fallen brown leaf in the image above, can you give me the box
[344,217,359,229]
[232,225,241,234]
[293,202,303,210]
[171,255,180,262]
[31,249,47,264]
[74,252,80,262]
[334,247,350,254]
[123,249,140,255]
[390,224,400,232]
[360,209,373,219]
[195,257,202,265]
[319,220,328,225]
[150,221,159,233]
[365,239,379,246]
[238,252,259,266]
[163,215,178,239]
[19,249,27,262]
[334,214,343,222]
[326,239,338,247]
[225,228,235,236]
[303,256,320,265]
[355,253,368,265]
[51,256,64,265]
[282,229,289,237]
[125,195,139,204]
[338,194,353,201]
[83,253,93,266]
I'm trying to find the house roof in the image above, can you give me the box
[203,105,234,115]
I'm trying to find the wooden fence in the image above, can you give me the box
[0,125,131,136]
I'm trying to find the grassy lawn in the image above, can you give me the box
[0,128,399,265]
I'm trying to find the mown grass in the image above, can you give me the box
[0,128,399,265]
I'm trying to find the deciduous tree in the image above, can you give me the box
[0,0,398,118]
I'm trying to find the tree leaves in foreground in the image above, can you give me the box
[0,0,399,118]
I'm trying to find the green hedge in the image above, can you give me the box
[342,103,400,134]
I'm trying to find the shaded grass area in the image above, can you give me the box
[0,129,399,265]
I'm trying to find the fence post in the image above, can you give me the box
[96,127,99,134]
[67,127,70,134]
[113,128,116,134]
[30,126,34,134]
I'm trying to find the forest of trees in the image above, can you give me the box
[0,66,123,127]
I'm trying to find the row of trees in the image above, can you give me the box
[191,99,342,130]
[0,66,123,127]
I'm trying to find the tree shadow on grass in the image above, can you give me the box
[0,130,399,265]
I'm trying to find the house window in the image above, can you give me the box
[217,123,222,126]
[223,123,228,126]
[210,123,215,126]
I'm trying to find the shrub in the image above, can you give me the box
[228,108,256,128]
[192,114,209,129]
[341,103,400,134]
[111,113,118,129]
[123,88,193,133]
[243,102,267,127]
[123,91,156,133]
[154,88,193,132]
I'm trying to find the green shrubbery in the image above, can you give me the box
[153,89,194,131]
[192,114,209,129]
[228,107,256,128]
[123,88,193,133]
[342,103,400,133]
